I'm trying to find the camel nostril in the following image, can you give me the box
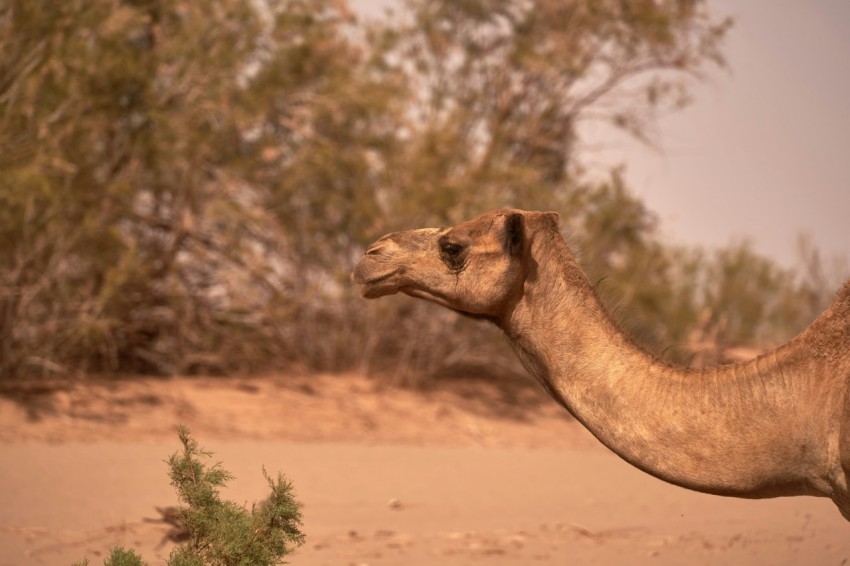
[365,245,385,256]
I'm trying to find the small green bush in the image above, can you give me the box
[73,546,146,566]
[76,426,305,566]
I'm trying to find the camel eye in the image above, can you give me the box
[440,242,463,257]
[439,240,466,270]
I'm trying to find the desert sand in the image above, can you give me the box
[0,373,847,565]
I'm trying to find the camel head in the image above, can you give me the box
[352,209,560,320]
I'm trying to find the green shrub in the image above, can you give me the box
[76,427,305,566]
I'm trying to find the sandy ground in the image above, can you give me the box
[0,373,848,565]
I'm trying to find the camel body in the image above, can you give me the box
[352,209,850,520]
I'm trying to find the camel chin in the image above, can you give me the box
[361,284,400,299]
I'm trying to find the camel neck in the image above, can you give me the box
[501,230,829,498]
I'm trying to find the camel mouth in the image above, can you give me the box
[351,265,401,299]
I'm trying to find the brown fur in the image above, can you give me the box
[353,209,850,521]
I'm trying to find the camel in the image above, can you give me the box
[352,209,850,520]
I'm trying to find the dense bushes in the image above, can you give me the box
[0,0,840,380]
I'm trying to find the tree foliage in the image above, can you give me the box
[0,0,391,376]
[373,0,730,223]
[0,0,838,380]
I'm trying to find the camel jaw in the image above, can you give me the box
[403,288,454,309]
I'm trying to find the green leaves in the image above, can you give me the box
[166,426,305,565]
[73,546,148,566]
[75,427,304,566]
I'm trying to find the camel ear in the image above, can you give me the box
[504,213,524,257]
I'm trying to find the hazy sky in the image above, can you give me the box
[594,0,850,269]
[352,0,850,270]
